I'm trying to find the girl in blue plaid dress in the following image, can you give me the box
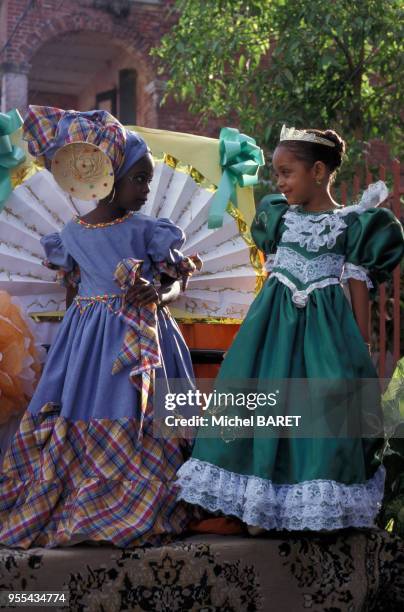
[0,106,200,549]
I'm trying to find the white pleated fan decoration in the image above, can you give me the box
[142,160,259,320]
[0,165,261,320]
[0,170,95,315]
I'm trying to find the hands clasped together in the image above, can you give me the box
[126,277,162,308]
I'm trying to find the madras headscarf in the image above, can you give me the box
[22,105,147,179]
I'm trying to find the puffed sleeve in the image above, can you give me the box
[146,218,202,288]
[40,232,80,288]
[251,194,288,272]
[146,218,186,265]
[342,207,404,297]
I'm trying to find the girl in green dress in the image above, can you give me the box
[175,125,404,533]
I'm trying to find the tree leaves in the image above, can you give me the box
[151,0,403,176]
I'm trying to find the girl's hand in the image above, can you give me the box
[126,277,160,307]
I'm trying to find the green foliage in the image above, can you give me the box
[152,0,403,177]
[378,359,404,537]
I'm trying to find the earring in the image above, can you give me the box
[107,187,116,204]
[316,179,322,186]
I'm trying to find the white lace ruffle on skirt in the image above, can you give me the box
[176,458,385,531]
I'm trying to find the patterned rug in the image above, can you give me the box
[0,529,403,611]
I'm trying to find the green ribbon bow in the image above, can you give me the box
[208,127,265,229]
[0,109,26,212]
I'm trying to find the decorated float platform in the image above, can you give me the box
[0,529,403,611]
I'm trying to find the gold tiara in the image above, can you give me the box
[280,124,335,148]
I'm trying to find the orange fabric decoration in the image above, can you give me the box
[0,292,42,424]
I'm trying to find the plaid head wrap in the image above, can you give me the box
[22,105,128,175]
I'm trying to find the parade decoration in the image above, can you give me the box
[0,291,42,424]
[0,110,26,212]
[0,123,265,322]
[207,127,264,229]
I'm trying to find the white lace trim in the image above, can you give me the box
[264,254,276,272]
[341,262,374,289]
[282,181,388,252]
[270,271,341,307]
[282,210,347,252]
[273,246,344,284]
[338,180,388,215]
[176,458,386,531]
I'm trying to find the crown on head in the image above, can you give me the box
[280,124,335,148]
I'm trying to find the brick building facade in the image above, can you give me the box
[0,0,219,136]
[0,0,398,174]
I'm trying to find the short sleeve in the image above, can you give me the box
[343,207,404,296]
[40,232,75,270]
[251,194,288,272]
[146,217,201,286]
[40,232,80,288]
[146,218,186,265]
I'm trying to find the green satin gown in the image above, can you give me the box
[176,181,404,531]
